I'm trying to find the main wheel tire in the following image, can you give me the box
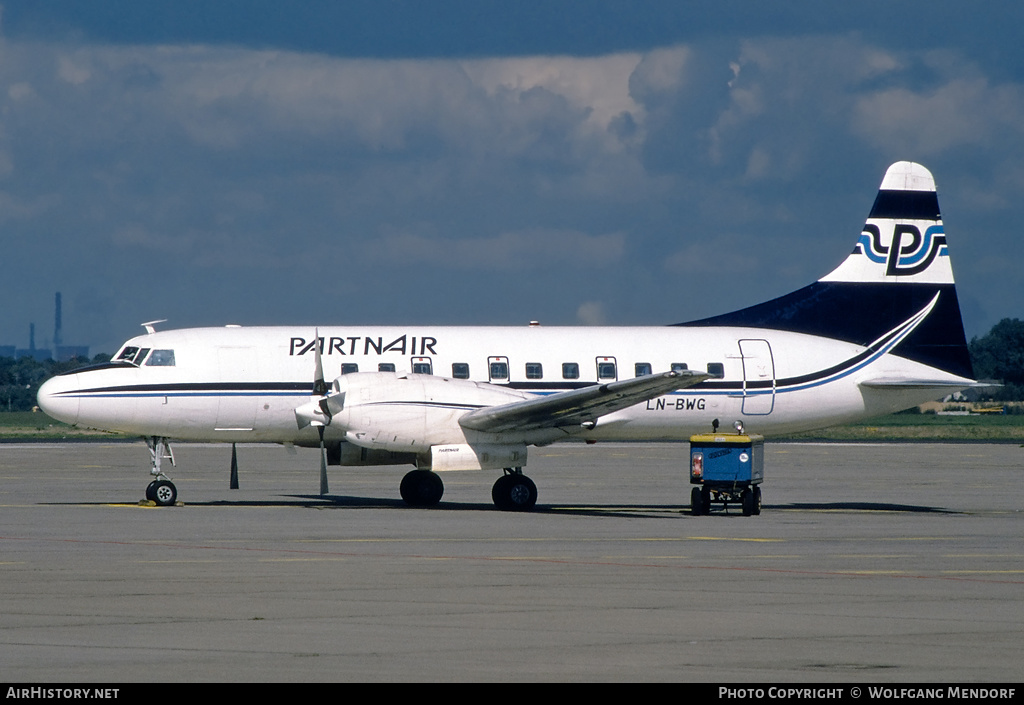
[492,473,537,511]
[145,480,158,501]
[400,470,444,506]
[152,480,177,507]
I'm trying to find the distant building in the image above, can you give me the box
[16,348,52,362]
[2,293,89,362]
[56,345,90,362]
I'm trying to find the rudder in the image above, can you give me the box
[677,162,973,380]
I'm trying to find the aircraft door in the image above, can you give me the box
[215,346,258,431]
[488,356,509,383]
[738,339,775,415]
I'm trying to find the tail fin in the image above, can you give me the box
[820,161,951,284]
[677,162,974,380]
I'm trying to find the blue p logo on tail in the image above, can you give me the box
[821,162,953,285]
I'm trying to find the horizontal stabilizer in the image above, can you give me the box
[858,378,981,390]
[459,370,708,434]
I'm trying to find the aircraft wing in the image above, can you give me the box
[459,370,709,434]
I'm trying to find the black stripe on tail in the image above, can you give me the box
[674,282,973,380]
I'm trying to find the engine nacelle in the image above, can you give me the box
[328,371,531,453]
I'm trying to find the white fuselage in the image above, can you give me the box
[39,322,966,447]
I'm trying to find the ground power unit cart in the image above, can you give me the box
[689,432,764,516]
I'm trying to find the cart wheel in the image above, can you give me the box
[691,486,704,516]
[742,488,755,517]
[753,486,762,515]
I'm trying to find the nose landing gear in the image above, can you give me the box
[144,436,179,506]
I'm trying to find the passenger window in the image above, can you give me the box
[378,363,396,372]
[635,362,652,377]
[489,361,509,381]
[562,362,579,380]
[525,363,543,379]
[145,350,176,367]
[341,363,359,374]
[707,362,725,379]
[597,357,617,381]
[671,362,688,372]
[411,357,432,375]
[452,363,470,379]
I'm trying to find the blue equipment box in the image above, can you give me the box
[689,434,764,486]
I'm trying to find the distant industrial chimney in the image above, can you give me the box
[54,292,63,347]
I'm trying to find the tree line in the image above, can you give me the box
[0,354,110,412]
[1,318,1022,412]
[968,318,1024,401]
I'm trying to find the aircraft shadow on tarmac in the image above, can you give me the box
[55,495,960,517]
[776,501,960,514]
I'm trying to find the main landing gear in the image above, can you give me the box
[400,469,445,506]
[492,468,537,511]
[144,436,178,507]
[398,467,538,510]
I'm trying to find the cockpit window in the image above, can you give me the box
[116,346,140,362]
[145,350,176,367]
[115,346,151,365]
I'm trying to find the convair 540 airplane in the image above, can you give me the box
[38,162,976,510]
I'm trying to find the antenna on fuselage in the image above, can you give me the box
[141,320,168,334]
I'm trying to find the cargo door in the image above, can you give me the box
[738,339,775,415]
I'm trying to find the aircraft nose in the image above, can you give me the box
[37,374,80,425]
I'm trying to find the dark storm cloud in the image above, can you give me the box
[0,3,1021,354]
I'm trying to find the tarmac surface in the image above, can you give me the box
[1,440,1022,682]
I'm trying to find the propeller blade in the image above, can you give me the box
[320,392,345,418]
[312,328,328,397]
[318,426,329,495]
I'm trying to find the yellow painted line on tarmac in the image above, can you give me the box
[685,536,785,543]
[137,560,223,564]
[256,557,353,562]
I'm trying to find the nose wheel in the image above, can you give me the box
[146,479,178,506]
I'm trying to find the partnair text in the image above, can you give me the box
[289,335,438,357]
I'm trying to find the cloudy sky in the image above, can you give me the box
[1,1,1022,354]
